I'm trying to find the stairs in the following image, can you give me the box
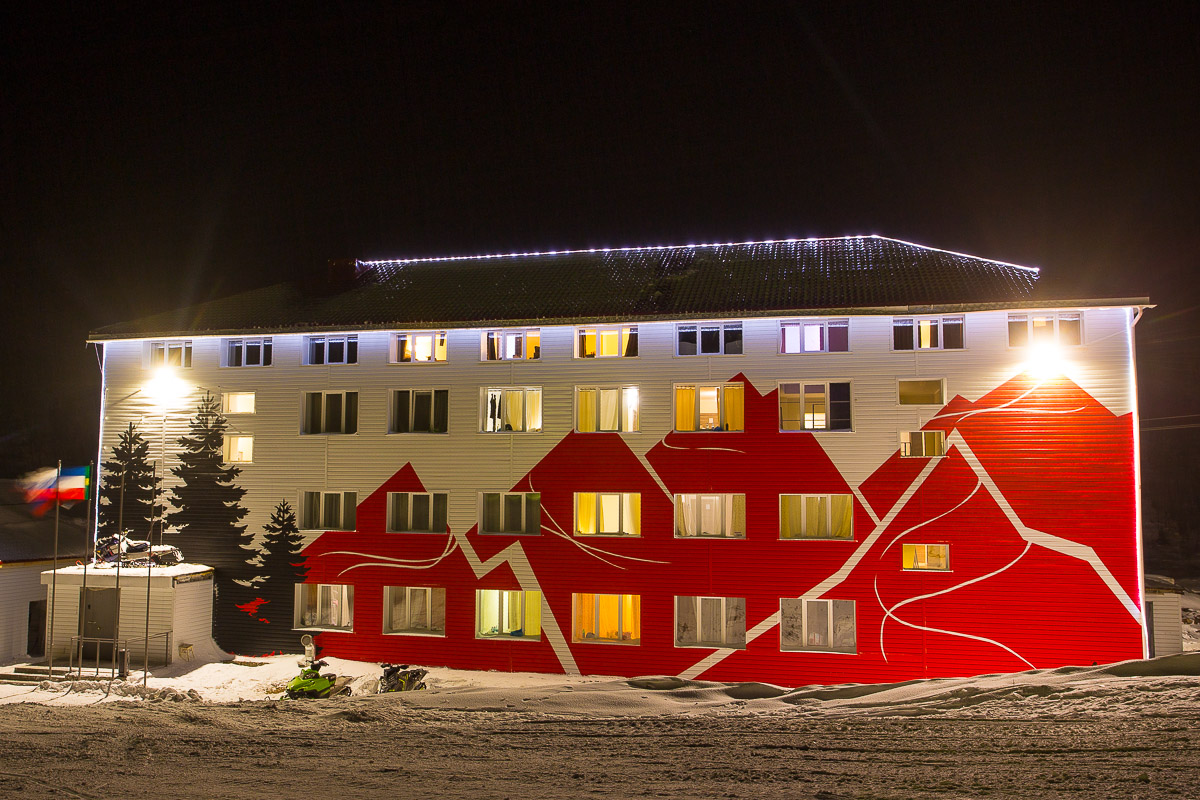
[0,664,135,686]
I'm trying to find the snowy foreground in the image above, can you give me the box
[1,653,1199,799]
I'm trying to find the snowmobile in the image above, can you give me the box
[96,532,184,566]
[284,659,352,699]
[378,663,428,693]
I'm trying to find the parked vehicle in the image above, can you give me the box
[379,663,428,693]
[96,532,183,566]
[284,659,352,699]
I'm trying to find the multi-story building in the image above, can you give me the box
[87,236,1148,684]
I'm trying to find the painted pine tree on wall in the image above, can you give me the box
[247,499,311,652]
[97,422,160,541]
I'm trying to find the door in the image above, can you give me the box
[79,588,119,660]
[27,600,46,658]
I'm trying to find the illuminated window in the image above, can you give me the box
[383,586,446,635]
[674,494,745,539]
[780,494,853,540]
[674,383,744,431]
[386,492,449,533]
[577,325,638,358]
[300,490,356,531]
[1008,312,1082,347]
[779,382,851,431]
[224,435,254,464]
[305,335,357,365]
[898,379,945,405]
[147,340,192,368]
[482,329,540,361]
[573,593,641,644]
[900,430,946,457]
[675,596,746,649]
[480,492,540,535]
[476,589,541,639]
[677,322,743,355]
[575,386,639,432]
[482,387,542,432]
[390,389,448,433]
[780,319,848,353]
[295,583,353,631]
[575,493,640,537]
[302,391,358,434]
[222,392,255,414]
[780,598,856,653]
[391,331,447,363]
[892,317,963,350]
[225,337,272,367]
[902,544,950,571]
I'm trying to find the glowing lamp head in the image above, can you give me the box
[144,367,190,411]
[1025,342,1066,381]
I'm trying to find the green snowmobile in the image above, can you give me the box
[284,659,351,699]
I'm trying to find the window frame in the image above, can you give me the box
[891,316,964,351]
[304,334,358,365]
[479,491,542,535]
[673,493,746,539]
[575,325,639,358]
[389,388,449,434]
[572,592,642,645]
[778,380,853,432]
[574,492,641,537]
[574,386,640,432]
[779,319,849,354]
[475,589,542,640]
[1007,312,1084,348]
[301,390,359,435]
[382,585,447,636]
[386,491,450,534]
[222,392,256,414]
[223,435,254,464]
[673,382,745,432]
[299,490,357,531]
[779,494,855,540]
[390,331,448,363]
[224,336,273,368]
[676,321,744,356]
[481,328,541,361]
[481,387,543,433]
[900,430,947,458]
[780,598,856,653]
[147,340,193,369]
[902,543,951,571]
[897,378,946,406]
[294,583,354,631]
[674,595,747,649]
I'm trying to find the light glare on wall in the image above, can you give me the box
[144,367,190,411]
[1024,343,1067,381]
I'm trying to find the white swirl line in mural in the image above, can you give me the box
[875,543,1033,664]
[529,477,669,569]
[659,439,747,454]
[879,481,982,557]
[327,535,460,576]
[931,404,1088,424]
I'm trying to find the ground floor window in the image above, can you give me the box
[476,589,541,639]
[675,596,746,649]
[573,593,641,644]
[384,586,446,635]
[295,583,354,631]
[780,598,855,653]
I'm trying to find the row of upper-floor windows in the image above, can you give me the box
[297,585,864,654]
[143,312,1087,369]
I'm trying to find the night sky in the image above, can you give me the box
[2,4,1198,508]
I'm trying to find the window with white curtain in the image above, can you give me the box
[675,596,746,648]
[383,586,446,635]
[391,331,448,363]
[575,386,639,432]
[674,494,746,539]
[482,329,541,361]
[780,319,848,353]
[476,589,541,639]
[295,583,354,631]
[482,387,542,432]
[780,598,856,653]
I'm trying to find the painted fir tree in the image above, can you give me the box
[165,392,255,579]
[98,422,160,540]
[251,499,311,651]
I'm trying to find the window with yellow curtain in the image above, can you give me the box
[476,589,541,638]
[902,543,949,570]
[575,492,640,536]
[483,387,542,432]
[674,383,744,432]
[573,593,641,643]
[780,494,854,539]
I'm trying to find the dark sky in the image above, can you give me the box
[2,2,1198,475]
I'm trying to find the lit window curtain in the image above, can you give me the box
[803,496,822,538]
[431,589,446,631]
[700,597,722,644]
[598,329,618,356]
[700,495,721,536]
[676,495,697,537]
[902,544,917,569]
[389,588,406,631]
[730,494,746,538]
[806,599,829,647]
[413,335,432,362]
[599,493,620,533]
[577,389,597,432]
[622,387,639,431]
[319,585,334,627]
[780,495,801,539]
[577,494,597,534]
[780,383,802,430]
[524,591,541,637]
[928,545,949,570]
[599,388,619,431]
[505,591,523,633]
[299,584,318,626]
[409,588,428,630]
[597,594,619,640]
[486,332,498,361]
[579,329,595,357]
[478,590,499,635]
[575,593,596,640]
[623,493,640,536]
[435,333,447,361]
[624,595,641,641]
[782,324,800,353]
[503,390,524,431]
[830,495,853,539]
[803,323,824,352]
[832,600,856,651]
[676,597,697,646]
[726,598,746,647]
[675,386,696,431]
[525,331,540,359]
[526,389,542,432]
[698,387,720,430]
[723,384,745,431]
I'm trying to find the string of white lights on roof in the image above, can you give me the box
[358,234,1041,274]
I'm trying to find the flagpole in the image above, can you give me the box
[114,468,124,678]
[144,461,156,687]
[79,461,93,677]
[49,461,61,676]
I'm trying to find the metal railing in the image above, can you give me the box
[68,632,173,685]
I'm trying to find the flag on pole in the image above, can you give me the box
[19,466,91,517]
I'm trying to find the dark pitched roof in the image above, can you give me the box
[92,235,1045,339]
